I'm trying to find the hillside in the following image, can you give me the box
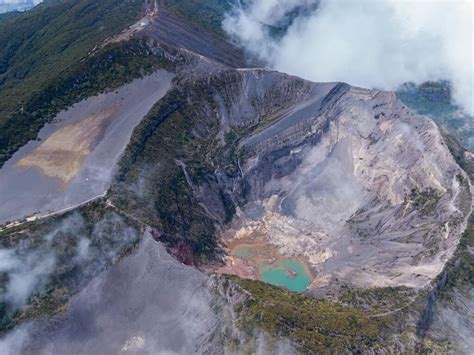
[0,0,146,165]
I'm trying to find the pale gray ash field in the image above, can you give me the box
[0,0,473,354]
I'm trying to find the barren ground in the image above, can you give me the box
[17,108,116,187]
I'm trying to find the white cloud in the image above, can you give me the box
[0,325,30,355]
[0,249,56,308]
[0,0,42,14]
[75,237,91,262]
[224,0,474,115]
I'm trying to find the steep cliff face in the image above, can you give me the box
[232,83,470,291]
[111,50,470,293]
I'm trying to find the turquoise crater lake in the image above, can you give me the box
[259,259,311,292]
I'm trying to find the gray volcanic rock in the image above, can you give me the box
[228,81,470,290]
[15,231,293,355]
[23,233,220,354]
[110,52,470,292]
[428,288,474,353]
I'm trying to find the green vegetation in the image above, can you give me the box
[443,132,474,177]
[436,135,474,294]
[230,277,390,353]
[397,81,455,117]
[397,81,474,151]
[339,285,416,316]
[409,134,474,352]
[406,188,441,215]
[161,0,233,37]
[443,215,474,292]
[112,79,228,260]
[0,11,20,22]
[0,0,147,166]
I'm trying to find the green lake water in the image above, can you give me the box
[259,259,310,292]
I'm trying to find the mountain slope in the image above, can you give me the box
[0,0,146,165]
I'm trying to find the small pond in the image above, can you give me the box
[259,259,310,293]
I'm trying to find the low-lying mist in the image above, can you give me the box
[0,211,139,322]
[224,0,474,116]
[281,138,366,233]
